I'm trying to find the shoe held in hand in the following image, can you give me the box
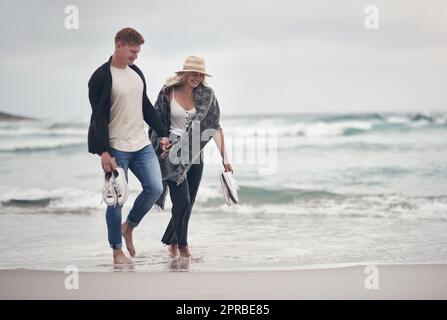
[219,171,240,206]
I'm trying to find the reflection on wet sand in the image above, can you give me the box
[167,256,204,271]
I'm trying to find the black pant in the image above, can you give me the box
[161,161,204,247]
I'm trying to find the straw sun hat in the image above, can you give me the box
[175,55,212,77]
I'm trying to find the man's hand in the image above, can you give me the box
[101,152,117,173]
[159,137,171,151]
[159,137,171,159]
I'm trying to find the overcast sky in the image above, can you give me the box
[0,0,446,119]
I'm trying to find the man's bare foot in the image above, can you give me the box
[121,222,136,257]
[168,243,179,257]
[179,245,191,258]
[113,249,133,265]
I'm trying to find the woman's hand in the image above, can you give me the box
[223,162,233,173]
[159,137,171,151]
[159,137,171,159]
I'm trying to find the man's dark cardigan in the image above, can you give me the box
[87,56,168,155]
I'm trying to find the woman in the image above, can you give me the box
[149,55,233,258]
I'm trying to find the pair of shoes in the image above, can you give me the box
[219,171,240,206]
[102,167,128,207]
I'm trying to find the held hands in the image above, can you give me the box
[101,152,117,172]
[159,137,171,159]
[159,137,170,150]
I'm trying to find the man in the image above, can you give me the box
[88,27,169,264]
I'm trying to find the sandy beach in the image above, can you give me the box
[1,264,446,299]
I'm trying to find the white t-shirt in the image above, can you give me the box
[109,65,150,152]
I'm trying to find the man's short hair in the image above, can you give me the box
[115,27,145,45]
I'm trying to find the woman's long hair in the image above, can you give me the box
[164,72,208,88]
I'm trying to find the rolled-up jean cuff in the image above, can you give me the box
[110,243,122,250]
[126,217,139,228]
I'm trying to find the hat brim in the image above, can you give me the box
[175,70,212,77]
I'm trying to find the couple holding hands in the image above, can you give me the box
[88,27,232,264]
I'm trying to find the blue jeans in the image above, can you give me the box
[106,144,163,249]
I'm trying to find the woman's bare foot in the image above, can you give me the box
[121,222,136,257]
[179,245,191,258]
[113,249,133,265]
[168,243,179,257]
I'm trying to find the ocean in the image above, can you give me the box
[0,112,446,272]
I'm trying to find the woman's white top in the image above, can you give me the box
[170,89,197,136]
